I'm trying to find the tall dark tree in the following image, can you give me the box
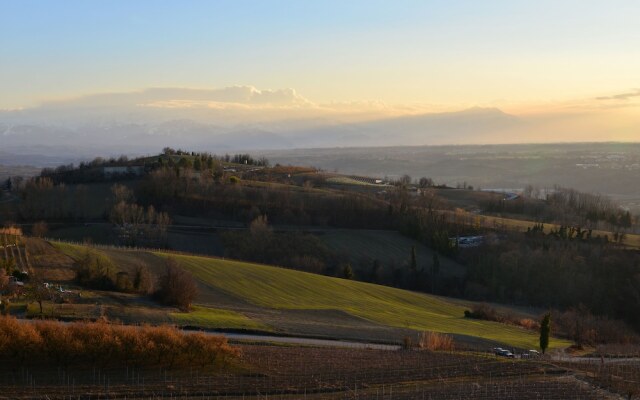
[540,313,551,354]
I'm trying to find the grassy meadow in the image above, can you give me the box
[52,242,569,349]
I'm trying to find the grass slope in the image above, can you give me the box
[170,306,269,331]
[167,252,566,349]
[54,242,569,349]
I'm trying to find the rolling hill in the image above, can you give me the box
[50,241,569,349]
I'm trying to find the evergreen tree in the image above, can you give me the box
[410,246,417,272]
[540,313,551,354]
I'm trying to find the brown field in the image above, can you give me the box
[0,342,631,399]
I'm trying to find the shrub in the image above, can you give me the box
[418,331,455,351]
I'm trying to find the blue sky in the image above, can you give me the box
[2,0,640,110]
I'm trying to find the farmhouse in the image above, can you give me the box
[450,235,484,248]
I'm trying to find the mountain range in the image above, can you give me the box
[0,86,635,161]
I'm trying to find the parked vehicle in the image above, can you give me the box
[494,348,514,358]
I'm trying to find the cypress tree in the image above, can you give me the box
[410,246,417,272]
[540,313,551,354]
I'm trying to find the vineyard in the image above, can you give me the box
[0,342,636,399]
[0,227,31,273]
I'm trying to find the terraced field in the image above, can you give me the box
[52,242,569,349]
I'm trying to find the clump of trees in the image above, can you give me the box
[461,228,640,332]
[109,184,171,247]
[75,249,151,293]
[154,257,198,311]
[137,167,394,229]
[0,316,239,369]
[221,216,335,274]
[552,306,639,346]
[482,185,636,230]
[75,250,120,291]
[230,153,269,166]
[17,177,95,220]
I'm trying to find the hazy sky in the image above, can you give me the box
[2,0,640,114]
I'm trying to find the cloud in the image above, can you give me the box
[40,86,314,110]
[596,88,640,101]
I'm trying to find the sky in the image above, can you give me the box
[1,0,640,118]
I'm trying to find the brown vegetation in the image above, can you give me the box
[464,304,539,331]
[418,331,455,351]
[552,306,639,346]
[0,316,238,369]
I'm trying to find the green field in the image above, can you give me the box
[170,306,269,330]
[52,242,568,349]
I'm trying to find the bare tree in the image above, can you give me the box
[25,278,52,315]
[154,257,198,311]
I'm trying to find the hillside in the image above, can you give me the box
[49,241,568,350]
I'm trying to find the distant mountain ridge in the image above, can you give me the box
[0,106,524,155]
